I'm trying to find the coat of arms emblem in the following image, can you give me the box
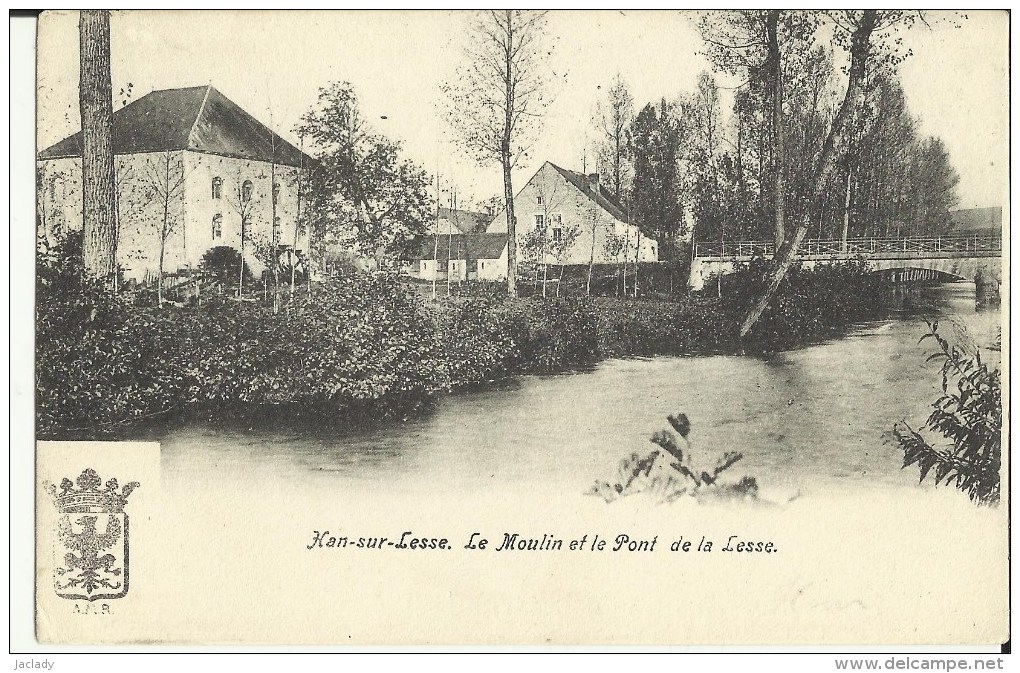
[46,468,139,601]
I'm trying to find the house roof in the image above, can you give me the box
[547,162,631,223]
[950,207,1002,235]
[407,233,507,261]
[438,207,493,234]
[38,85,312,167]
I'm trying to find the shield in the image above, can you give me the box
[54,511,130,601]
[47,468,139,602]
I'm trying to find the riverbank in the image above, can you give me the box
[37,261,886,439]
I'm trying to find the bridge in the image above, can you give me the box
[689,234,1003,291]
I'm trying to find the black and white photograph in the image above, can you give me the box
[12,7,1010,656]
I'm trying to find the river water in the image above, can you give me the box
[160,282,1001,500]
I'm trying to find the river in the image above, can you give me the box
[160,282,1001,501]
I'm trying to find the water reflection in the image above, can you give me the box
[160,282,1000,498]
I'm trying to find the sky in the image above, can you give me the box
[36,10,1009,211]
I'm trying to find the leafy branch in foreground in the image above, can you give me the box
[892,320,1001,505]
[588,412,758,503]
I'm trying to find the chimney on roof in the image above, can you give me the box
[588,173,600,196]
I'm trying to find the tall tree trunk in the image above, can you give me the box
[502,152,517,298]
[502,18,518,299]
[633,230,641,298]
[271,157,279,314]
[79,10,117,280]
[740,10,878,338]
[238,216,245,297]
[291,146,303,303]
[622,225,630,296]
[586,233,595,296]
[157,238,166,306]
[766,10,787,250]
[841,167,852,252]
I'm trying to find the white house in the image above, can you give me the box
[37,85,313,282]
[403,232,508,282]
[486,161,658,266]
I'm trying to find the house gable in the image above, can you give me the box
[486,161,628,233]
[39,85,311,168]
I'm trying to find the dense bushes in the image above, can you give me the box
[38,272,447,438]
[594,296,735,357]
[37,259,887,438]
[892,321,1001,505]
[432,297,600,386]
[718,259,884,350]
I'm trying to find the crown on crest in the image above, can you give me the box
[46,468,139,513]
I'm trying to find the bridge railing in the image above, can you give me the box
[695,234,1001,259]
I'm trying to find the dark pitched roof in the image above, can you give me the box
[438,207,493,234]
[547,162,631,223]
[406,233,507,261]
[39,85,311,167]
[950,207,1002,235]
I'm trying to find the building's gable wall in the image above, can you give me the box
[486,162,657,265]
[38,150,305,282]
[183,152,303,271]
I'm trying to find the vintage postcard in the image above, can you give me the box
[28,9,1008,647]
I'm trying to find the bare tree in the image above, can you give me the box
[533,170,566,296]
[228,170,260,297]
[547,221,581,297]
[141,151,187,305]
[290,134,311,303]
[594,74,634,201]
[602,229,626,296]
[583,203,607,296]
[78,9,117,280]
[442,10,554,298]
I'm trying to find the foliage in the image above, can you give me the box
[441,9,556,297]
[441,10,553,170]
[297,82,433,261]
[627,100,687,259]
[200,246,254,288]
[717,258,884,349]
[433,297,600,386]
[892,321,1001,505]
[690,10,957,244]
[38,242,887,437]
[593,296,734,357]
[37,239,184,436]
[593,73,635,200]
[588,412,759,503]
[171,274,444,418]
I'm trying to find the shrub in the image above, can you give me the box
[200,246,254,289]
[892,321,1002,505]
[36,283,186,437]
[171,274,446,418]
[719,258,883,349]
[501,298,600,371]
[432,298,519,387]
[588,412,759,503]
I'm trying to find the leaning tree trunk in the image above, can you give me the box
[79,9,117,280]
[740,10,878,338]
